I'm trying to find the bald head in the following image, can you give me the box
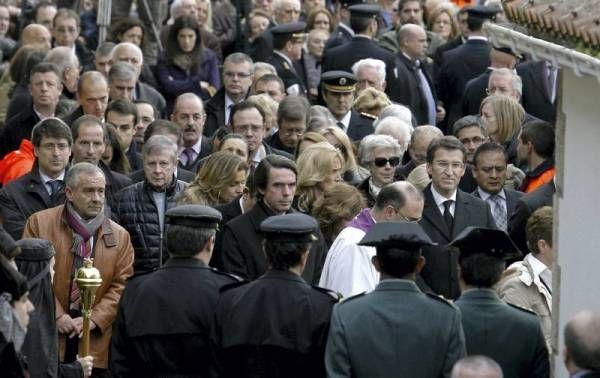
[409,125,443,165]
[451,356,503,378]
[564,311,600,373]
[111,42,143,77]
[21,24,52,49]
[398,24,427,60]
[77,71,109,118]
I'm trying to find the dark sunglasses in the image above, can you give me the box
[373,157,400,167]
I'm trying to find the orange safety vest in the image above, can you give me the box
[450,0,476,7]
[523,167,555,193]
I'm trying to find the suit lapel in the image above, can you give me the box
[422,186,451,240]
[452,190,469,238]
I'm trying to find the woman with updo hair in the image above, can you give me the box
[353,87,392,118]
[312,182,366,247]
[295,142,344,213]
[178,151,247,207]
[295,131,327,159]
[320,126,366,184]
[479,94,525,165]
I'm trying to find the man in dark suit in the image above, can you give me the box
[517,60,558,124]
[170,93,212,173]
[62,71,109,127]
[322,4,395,87]
[437,6,496,133]
[204,53,254,137]
[509,180,555,253]
[267,22,308,96]
[388,24,441,125]
[218,155,327,284]
[461,46,520,117]
[325,222,466,377]
[452,227,550,378]
[321,71,374,142]
[128,119,196,184]
[563,311,600,378]
[0,63,62,159]
[69,115,132,210]
[471,143,523,231]
[433,7,469,81]
[0,119,72,239]
[418,136,496,299]
[323,0,361,51]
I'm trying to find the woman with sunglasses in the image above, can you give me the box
[357,134,403,207]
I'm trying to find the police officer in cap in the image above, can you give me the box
[212,213,339,378]
[452,227,550,378]
[321,70,375,142]
[268,22,308,96]
[325,222,467,377]
[110,205,239,376]
[322,4,395,84]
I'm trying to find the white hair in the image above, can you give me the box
[45,46,79,74]
[489,67,522,96]
[352,58,386,83]
[358,134,402,166]
[274,0,300,11]
[112,42,144,64]
[374,116,413,154]
[377,104,413,126]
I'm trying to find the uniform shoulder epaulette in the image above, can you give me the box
[360,112,377,120]
[426,292,454,307]
[312,285,342,301]
[207,266,244,281]
[507,302,537,315]
[219,280,249,293]
[339,291,366,304]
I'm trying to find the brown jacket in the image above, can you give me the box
[496,255,552,350]
[23,205,134,368]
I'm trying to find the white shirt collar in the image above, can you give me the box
[39,169,65,183]
[477,187,505,201]
[338,111,352,131]
[32,106,54,121]
[430,184,457,205]
[468,36,488,42]
[251,144,266,166]
[526,253,549,277]
[338,22,354,36]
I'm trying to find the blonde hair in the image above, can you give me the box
[246,94,278,133]
[353,87,391,118]
[480,94,525,144]
[406,163,431,192]
[312,182,367,243]
[295,131,328,159]
[178,151,247,206]
[320,126,359,172]
[296,142,343,212]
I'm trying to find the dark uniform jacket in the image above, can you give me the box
[517,60,557,124]
[325,279,466,377]
[454,289,550,378]
[437,38,491,132]
[418,184,496,299]
[218,201,327,284]
[204,88,228,137]
[115,177,187,274]
[387,53,437,125]
[461,68,493,117]
[323,23,353,52]
[110,257,238,377]
[433,36,463,82]
[508,181,555,252]
[346,110,375,142]
[321,36,395,87]
[213,270,338,378]
[0,165,66,239]
[268,52,307,96]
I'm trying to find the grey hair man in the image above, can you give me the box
[115,135,188,274]
[395,125,443,180]
[352,58,387,93]
[487,67,523,101]
[563,311,600,376]
[108,62,138,102]
[451,356,503,378]
[45,46,80,98]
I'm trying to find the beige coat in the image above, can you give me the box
[23,205,134,368]
[496,256,552,349]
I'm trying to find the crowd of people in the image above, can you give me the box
[0,0,598,377]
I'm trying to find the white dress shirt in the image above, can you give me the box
[430,185,457,217]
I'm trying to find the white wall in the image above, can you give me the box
[553,68,600,377]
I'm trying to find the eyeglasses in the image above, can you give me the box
[373,157,400,167]
[433,161,464,171]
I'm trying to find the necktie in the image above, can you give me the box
[443,200,454,232]
[183,148,196,166]
[540,268,552,294]
[225,104,234,125]
[489,194,507,231]
[47,180,63,197]
[336,121,347,132]
[416,62,437,125]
